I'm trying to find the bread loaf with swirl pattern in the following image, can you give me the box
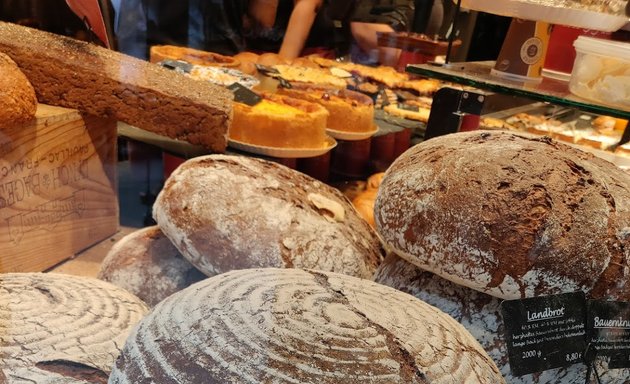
[110,268,504,383]
[0,273,148,383]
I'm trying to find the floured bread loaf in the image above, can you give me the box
[97,226,207,307]
[0,273,148,383]
[153,155,383,279]
[0,51,37,128]
[0,22,232,152]
[109,268,504,383]
[375,131,630,300]
[374,253,630,383]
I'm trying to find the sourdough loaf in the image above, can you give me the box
[374,253,630,383]
[0,22,232,152]
[109,268,504,383]
[0,51,37,128]
[375,131,630,300]
[153,155,383,279]
[97,226,207,307]
[0,273,148,383]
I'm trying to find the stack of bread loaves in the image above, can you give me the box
[99,154,384,307]
[373,131,630,382]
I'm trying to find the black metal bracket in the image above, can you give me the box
[424,87,486,140]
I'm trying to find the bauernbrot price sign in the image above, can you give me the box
[587,300,630,369]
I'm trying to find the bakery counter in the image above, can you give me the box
[408,61,630,120]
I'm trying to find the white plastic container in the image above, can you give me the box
[569,36,630,111]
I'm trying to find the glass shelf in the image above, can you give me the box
[407,61,630,120]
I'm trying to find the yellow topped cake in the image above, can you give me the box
[230,93,329,148]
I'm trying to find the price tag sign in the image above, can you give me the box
[398,103,420,112]
[587,300,630,369]
[501,292,587,376]
[227,83,262,106]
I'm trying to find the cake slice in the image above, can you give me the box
[0,22,232,152]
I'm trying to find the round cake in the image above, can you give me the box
[278,82,375,133]
[374,253,630,383]
[153,155,383,279]
[97,226,207,307]
[0,273,148,383]
[109,268,504,383]
[375,131,630,300]
[0,51,37,128]
[230,92,329,148]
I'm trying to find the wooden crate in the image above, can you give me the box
[0,105,118,272]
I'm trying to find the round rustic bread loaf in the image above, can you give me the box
[374,253,630,383]
[0,273,148,383]
[375,131,630,300]
[109,268,504,383]
[0,51,37,128]
[97,226,207,307]
[153,154,383,279]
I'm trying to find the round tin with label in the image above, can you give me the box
[491,19,552,83]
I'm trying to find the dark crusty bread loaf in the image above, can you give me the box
[0,51,37,128]
[374,253,630,383]
[109,268,504,383]
[153,154,384,279]
[97,226,207,307]
[375,131,630,300]
[0,273,148,383]
[0,22,232,152]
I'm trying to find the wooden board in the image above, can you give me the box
[0,104,118,272]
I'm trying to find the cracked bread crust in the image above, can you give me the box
[375,131,630,300]
[0,22,232,152]
[109,268,504,383]
[153,154,383,279]
[0,51,36,128]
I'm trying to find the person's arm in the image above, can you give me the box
[350,22,400,66]
[278,0,322,59]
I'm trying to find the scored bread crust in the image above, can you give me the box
[375,131,630,300]
[0,22,232,152]
[374,253,630,384]
[0,273,148,383]
[109,268,504,383]
[153,154,383,279]
[0,51,37,128]
[97,226,207,307]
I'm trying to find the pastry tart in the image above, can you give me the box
[150,45,239,67]
[278,83,374,133]
[384,99,432,122]
[230,93,329,148]
[272,65,347,89]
